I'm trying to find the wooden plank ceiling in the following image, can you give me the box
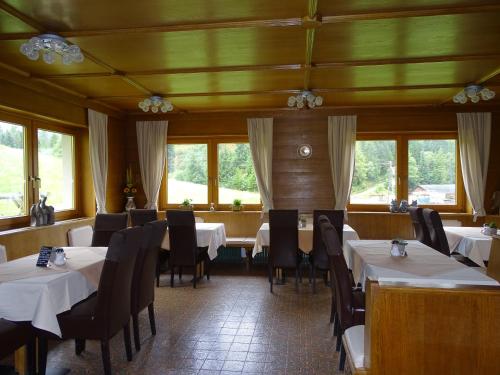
[0,0,499,113]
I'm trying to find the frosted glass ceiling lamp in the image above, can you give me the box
[19,34,84,65]
[287,90,323,109]
[138,96,173,113]
[453,84,495,104]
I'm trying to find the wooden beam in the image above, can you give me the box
[0,3,498,41]
[0,0,45,32]
[321,3,500,24]
[303,0,319,90]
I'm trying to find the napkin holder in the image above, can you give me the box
[390,240,408,257]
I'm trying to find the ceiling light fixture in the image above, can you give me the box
[287,90,323,109]
[453,84,495,104]
[138,96,173,113]
[20,33,84,65]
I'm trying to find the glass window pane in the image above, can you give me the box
[38,129,75,211]
[0,121,26,217]
[218,143,260,205]
[167,144,208,204]
[350,140,397,205]
[408,139,456,205]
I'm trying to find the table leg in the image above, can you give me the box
[14,346,27,375]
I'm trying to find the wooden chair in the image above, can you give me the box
[0,320,35,374]
[129,209,157,227]
[422,208,450,256]
[268,209,301,293]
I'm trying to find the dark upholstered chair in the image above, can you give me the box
[310,210,344,293]
[320,220,365,371]
[0,320,35,374]
[268,209,301,293]
[130,209,158,227]
[422,208,450,256]
[408,207,432,247]
[91,213,128,247]
[129,209,167,287]
[131,220,168,351]
[38,226,146,375]
[166,210,209,288]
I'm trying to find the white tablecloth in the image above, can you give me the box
[343,240,498,290]
[161,223,226,260]
[444,226,493,267]
[0,247,107,336]
[0,244,6,263]
[252,223,360,257]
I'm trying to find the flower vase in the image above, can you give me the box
[125,196,136,212]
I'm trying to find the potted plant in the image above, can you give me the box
[180,198,193,210]
[483,222,497,236]
[231,199,243,212]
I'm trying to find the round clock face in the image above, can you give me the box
[298,144,312,158]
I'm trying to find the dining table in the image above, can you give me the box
[444,226,493,267]
[252,223,360,257]
[343,240,499,291]
[0,246,107,337]
[161,222,227,260]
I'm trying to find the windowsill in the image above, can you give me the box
[0,217,92,236]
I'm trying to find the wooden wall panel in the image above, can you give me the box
[0,218,95,260]
[485,112,500,214]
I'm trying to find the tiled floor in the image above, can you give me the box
[20,271,343,374]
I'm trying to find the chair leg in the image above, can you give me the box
[37,337,48,375]
[333,313,339,336]
[26,337,36,375]
[268,265,273,293]
[179,266,182,280]
[205,257,210,280]
[339,342,346,371]
[132,313,141,351]
[123,322,133,361]
[148,302,157,335]
[75,338,86,355]
[193,265,197,288]
[100,339,112,375]
[170,266,175,288]
[312,267,316,294]
[336,328,343,352]
[156,258,160,287]
[295,268,299,292]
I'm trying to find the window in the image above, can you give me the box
[0,114,79,227]
[164,138,260,209]
[351,140,397,205]
[0,121,26,218]
[37,129,75,210]
[408,139,457,205]
[349,134,464,211]
[167,143,208,204]
[217,143,260,204]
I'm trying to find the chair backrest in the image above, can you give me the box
[166,210,198,266]
[67,225,93,247]
[422,208,450,256]
[94,226,145,337]
[408,207,431,247]
[269,209,299,269]
[0,245,6,263]
[321,221,357,329]
[131,220,168,314]
[130,209,158,227]
[312,210,344,269]
[91,213,128,247]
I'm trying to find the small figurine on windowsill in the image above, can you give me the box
[389,199,399,213]
[399,200,409,213]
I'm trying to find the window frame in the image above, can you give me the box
[348,132,465,213]
[161,136,262,211]
[0,112,80,230]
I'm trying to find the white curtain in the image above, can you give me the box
[88,109,108,214]
[328,115,357,211]
[136,120,168,209]
[247,118,274,212]
[457,112,491,220]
